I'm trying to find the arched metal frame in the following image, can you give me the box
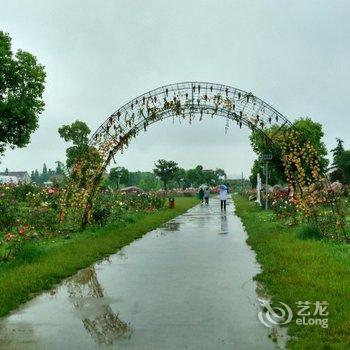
[89,82,293,169]
[76,82,347,239]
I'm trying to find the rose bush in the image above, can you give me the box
[0,183,168,260]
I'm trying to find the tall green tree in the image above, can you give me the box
[58,120,101,187]
[214,168,227,181]
[186,165,205,187]
[139,173,160,191]
[153,159,179,190]
[58,120,92,168]
[0,31,46,157]
[184,165,225,187]
[174,168,187,188]
[55,161,65,175]
[109,166,130,189]
[336,150,350,184]
[128,171,143,187]
[331,138,345,167]
[42,163,48,176]
[34,169,39,182]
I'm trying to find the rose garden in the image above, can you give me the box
[0,29,349,349]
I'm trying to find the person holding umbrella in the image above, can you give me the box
[203,186,210,205]
[219,184,228,211]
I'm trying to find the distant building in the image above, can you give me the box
[0,175,19,184]
[0,171,31,184]
[119,186,143,194]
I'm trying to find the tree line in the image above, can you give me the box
[30,163,65,184]
[330,138,350,184]
[21,119,225,190]
[105,161,227,191]
[29,159,227,191]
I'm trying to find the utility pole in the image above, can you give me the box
[265,161,269,210]
[117,173,121,190]
[261,154,273,210]
[256,173,262,206]
[114,166,123,190]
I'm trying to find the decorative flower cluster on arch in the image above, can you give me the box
[90,82,293,166]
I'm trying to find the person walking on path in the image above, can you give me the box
[203,187,210,205]
[199,187,204,204]
[219,185,228,211]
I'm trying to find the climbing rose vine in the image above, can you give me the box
[279,130,347,241]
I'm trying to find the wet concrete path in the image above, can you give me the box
[0,197,277,350]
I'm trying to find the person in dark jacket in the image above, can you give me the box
[199,188,204,204]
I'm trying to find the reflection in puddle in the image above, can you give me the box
[65,268,133,346]
[116,249,128,260]
[220,214,229,234]
[160,220,181,232]
[0,322,37,349]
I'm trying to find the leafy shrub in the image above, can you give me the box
[90,192,165,227]
[0,226,28,260]
[92,205,112,227]
[12,183,40,200]
[0,198,18,231]
[271,195,298,222]
[0,183,168,260]
[124,193,165,211]
[26,207,58,232]
[298,224,322,240]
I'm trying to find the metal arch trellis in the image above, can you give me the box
[59,81,347,240]
[69,81,296,228]
[89,82,292,168]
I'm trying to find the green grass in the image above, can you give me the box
[234,195,350,350]
[0,197,197,317]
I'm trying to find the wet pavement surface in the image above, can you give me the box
[0,197,278,350]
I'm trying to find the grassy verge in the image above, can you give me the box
[0,197,197,317]
[234,195,350,350]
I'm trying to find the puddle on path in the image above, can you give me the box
[0,197,286,349]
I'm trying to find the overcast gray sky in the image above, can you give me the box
[1,0,349,177]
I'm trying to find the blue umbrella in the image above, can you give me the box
[219,184,227,190]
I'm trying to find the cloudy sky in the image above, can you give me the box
[1,0,349,177]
